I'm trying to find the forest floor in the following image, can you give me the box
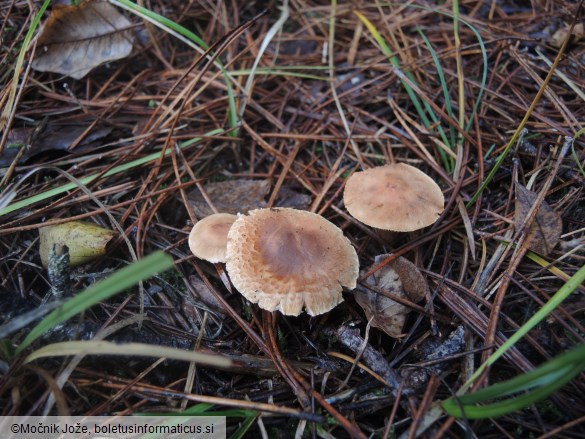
[0,0,584,437]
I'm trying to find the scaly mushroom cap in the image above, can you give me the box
[226,208,359,316]
[189,213,237,263]
[343,163,444,231]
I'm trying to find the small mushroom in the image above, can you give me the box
[226,208,359,316]
[343,163,444,232]
[188,213,237,263]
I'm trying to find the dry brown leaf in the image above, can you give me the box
[355,255,429,338]
[514,184,562,255]
[188,179,270,217]
[389,256,429,302]
[186,276,225,313]
[0,124,112,167]
[32,2,134,79]
[39,221,116,268]
[550,23,584,48]
[187,179,310,217]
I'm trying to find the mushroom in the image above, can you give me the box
[188,213,237,263]
[225,208,359,316]
[343,163,444,232]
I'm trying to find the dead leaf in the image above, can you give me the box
[32,2,134,79]
[39,221,116,268]
[550,23,584,48]
[514,184,562,255]
[356,283,409,338]
[389,256,429,302]
[188,179,270,217]
[275,186,312,211]
[186,276,225,313]
[187,179,310,217]
[355,255,429,338]
[0,124,112,167]
[275,33,318,56]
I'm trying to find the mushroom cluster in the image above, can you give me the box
[188,208,358,316]
[187,165,443,316]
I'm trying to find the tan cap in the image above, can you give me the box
[226,208,359,316]
[188,213,237,263]
[343,164,444,231]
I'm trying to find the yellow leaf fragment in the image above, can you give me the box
[39,220,116,268]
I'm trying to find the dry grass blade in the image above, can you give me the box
[24,341,231,367]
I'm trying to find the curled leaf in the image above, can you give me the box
[32,2,134,79]
[39,221,116,268]
[514,184,562,256]
[0,124,112,167]
[355,255,429,338]
[187,179,310,217]
[549,23,584,48]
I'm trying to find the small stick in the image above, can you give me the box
[47,244,71,298]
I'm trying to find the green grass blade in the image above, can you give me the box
[418,27,456,149]
[466,15,568,208]
[354,10,432,129]
[182,406,255,420]
[113,0,209,49]
[460,20,488,134]
[458,349,583,404]
[136,403,256,439]
[443,344,585,419]
[231,68,328,81]
[572,127,585,178]
[420,97,455,172]
[354,7,488,174]
[230,412,257,439]
[410,4,489,136]
[467,135,516,208]
[444,383,562,419]
[463,263,585,389]
[111,0,238,135]
[0,0,51,134]
[138,403,253,418]
[0,128,224,217]
[15,251,174,354]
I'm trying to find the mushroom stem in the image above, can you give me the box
[214,263,233,294]
[376,229,398,245]
[264,312,311,409]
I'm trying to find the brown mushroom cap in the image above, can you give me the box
[188,213,237,263]
[226,208,359,316]
[343,164,444,232]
